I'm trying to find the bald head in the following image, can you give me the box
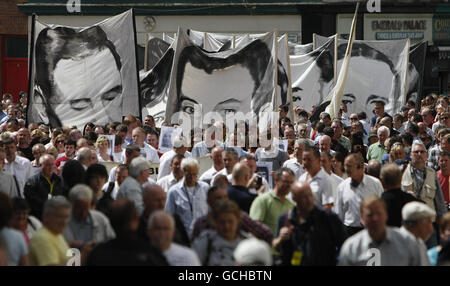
[232,163,251,186]
[319,135,331,153]
[142,184,167,216]
[77,147,92,167]
[291,181,315,216]
[367,159,381,178]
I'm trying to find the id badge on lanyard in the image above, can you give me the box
[291,250,303,266]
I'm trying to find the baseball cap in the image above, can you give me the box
[233,238,272,266]
[368,130,378,139]
[402,201,436,222]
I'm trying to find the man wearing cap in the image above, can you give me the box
[402,142,448,247]
[157,136,191,181]
[338,195,423,266]
[117,157,155,216]
[233,238,273,266]
[401,201,436,266]
[370,101,392,130]
[380,163,419,227]
[367,130,379,147]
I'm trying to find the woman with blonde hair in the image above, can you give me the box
[53,134,67,157]
[96,136,112,162]
[389,142,406,163]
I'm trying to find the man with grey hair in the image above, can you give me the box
[400,201,436,266]
[147,210,200,266]
[77,147,93,170]
[165,157,209,237]
[29,196,71,266]
[118,157,155,216]
[24,154,64,219]
[157,136,192,180]
[402,142,447,248]
[282,139,306,180]
[319,135,335,156]
[63,184,115,249]
[367,126,389,162]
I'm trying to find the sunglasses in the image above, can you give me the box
[412,150,426,154]
[56,140,65,144]
[440,117,448,120]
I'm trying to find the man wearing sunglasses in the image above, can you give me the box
[402,142,447,248]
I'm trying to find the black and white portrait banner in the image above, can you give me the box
[27,10,140,129]
[165,28,278,130]
[314,34,409,117]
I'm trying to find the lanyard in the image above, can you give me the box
[182,185,195,214]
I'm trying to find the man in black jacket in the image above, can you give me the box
[380,163,419,227]
[24,154,64,220]
[273,181,347,266]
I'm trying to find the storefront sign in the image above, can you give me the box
[433,15,450,45]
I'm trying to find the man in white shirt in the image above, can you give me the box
[121,127,159,163]
[199,147,224,185]
[0,145,19,198]
[2,135,33,197]
[335,153,383,236]
[338,195,423,266]
[282,139,306,180]
[157,136,191,181]
[299,145,334,209]
[320,151,343,204]
[157,154,185,193]
[147,210,200,266]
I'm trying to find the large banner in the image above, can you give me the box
[27,10,140,129]
[140,39,176,127]
[314,34,409,117]
[165,28,278,129]
[407,41,427,109]
[289,37,335,113]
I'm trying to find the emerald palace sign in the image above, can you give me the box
[364,14,433,44]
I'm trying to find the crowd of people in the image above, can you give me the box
[1,90,450,266]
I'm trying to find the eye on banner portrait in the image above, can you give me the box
[314,34,409,117]
[165,28,278,130]
[27,10,140,129]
